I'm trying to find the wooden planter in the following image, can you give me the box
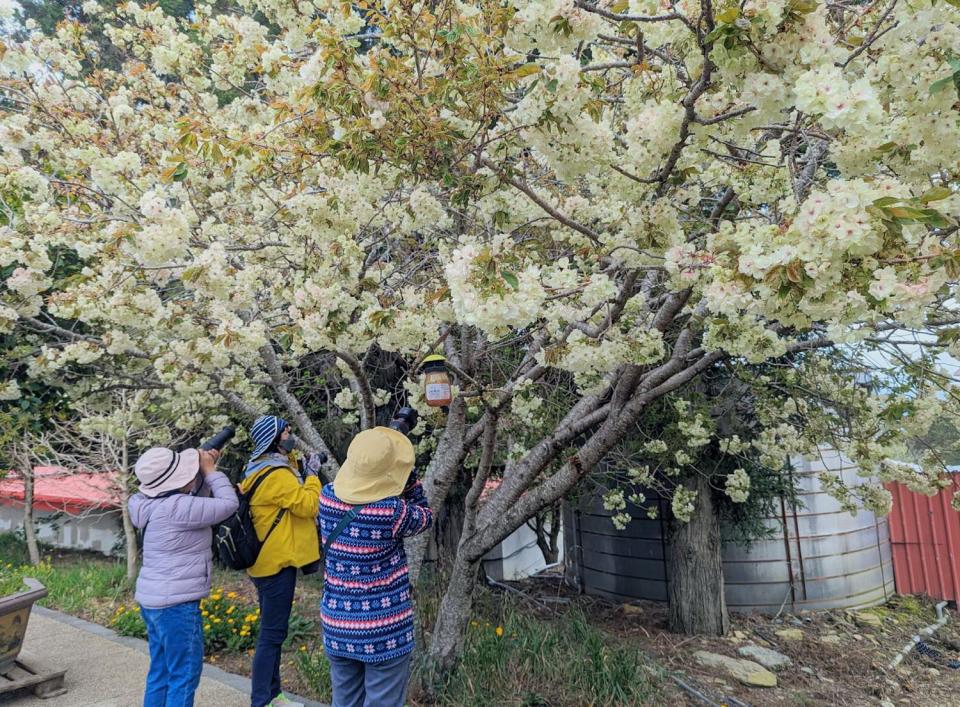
[0,578,66,699]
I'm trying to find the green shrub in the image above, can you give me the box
[201,588,260,652]
[0,532,31,566]
[111,604,147,639]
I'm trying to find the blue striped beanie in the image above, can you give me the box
[249,415,288,461]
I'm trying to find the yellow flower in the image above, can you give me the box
[226,606,235,614]
[228,619,234,624]
[495,626,504,638]
[210,594,222,601]
[202,611,209,617]
[204,624,211,631]
[227,592,237,599]
[213,618,221,624]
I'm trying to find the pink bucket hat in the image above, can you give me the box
[135,447,200,497]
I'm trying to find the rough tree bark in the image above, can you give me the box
[424,554,482,682]
[22,464,40,566]
[666,471,729,636]
[407,397,470,583]
[119,445,137,581]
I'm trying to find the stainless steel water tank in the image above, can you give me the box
[567,447,895,613]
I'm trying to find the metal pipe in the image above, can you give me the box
[889,601,950,669]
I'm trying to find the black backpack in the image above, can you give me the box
[215,468,286,570]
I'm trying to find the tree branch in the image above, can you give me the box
[334,350,376,431]
[479,158,601,244]
[575,0,682,22]
[259,344,339,474]
[836,0,899,69]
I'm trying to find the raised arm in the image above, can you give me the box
[257,469,322,518]
[394,473,433,539]
[168,471,239,529]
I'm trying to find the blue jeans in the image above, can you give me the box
[328,652,412,707]
[251,566,297,707]
[141,601,204,707]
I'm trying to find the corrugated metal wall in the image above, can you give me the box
[885,476,960,604]
[567,447,895,613]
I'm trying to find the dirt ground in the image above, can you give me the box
[521,575,960,707]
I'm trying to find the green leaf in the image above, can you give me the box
[502,271,519,290]
[789,0,819,13]
[920,186,953,204]
[716,7,740,23]
[930,75,954,94]
[704,25,730,45]
[918,209,952,228]
[873,196,901,207]
[512,63,541,79]
[886,206,927,220]
[172,162,188,182]
[546,78,559,93]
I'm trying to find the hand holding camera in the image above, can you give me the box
[388,407,419,436]
[304,451,327,477]
[198,449,220,475]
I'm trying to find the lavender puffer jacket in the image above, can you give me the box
[129,471,239,609]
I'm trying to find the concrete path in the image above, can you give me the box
[3,606,325,707]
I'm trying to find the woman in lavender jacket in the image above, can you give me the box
[129,446,239,707]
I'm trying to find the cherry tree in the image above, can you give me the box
[1,0,959,678]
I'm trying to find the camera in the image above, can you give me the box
[388,407,419,436]
[200,426,235,451]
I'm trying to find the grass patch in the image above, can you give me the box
[415,598,665,706]
[294,647,333,701]
[0,541,129,618]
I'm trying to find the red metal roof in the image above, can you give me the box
[0,467,121,514]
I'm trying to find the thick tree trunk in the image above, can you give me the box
[667,471,729,636]
[436,470,469,570]
[22,465,40,566]
[408,404,469,584]
[422,554,480,690]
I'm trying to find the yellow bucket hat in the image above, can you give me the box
[333,427,416,504]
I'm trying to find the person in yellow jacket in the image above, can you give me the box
[240,415,321,707]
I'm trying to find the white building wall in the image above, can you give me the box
[485,522,564,581]
[0,504,122,556]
